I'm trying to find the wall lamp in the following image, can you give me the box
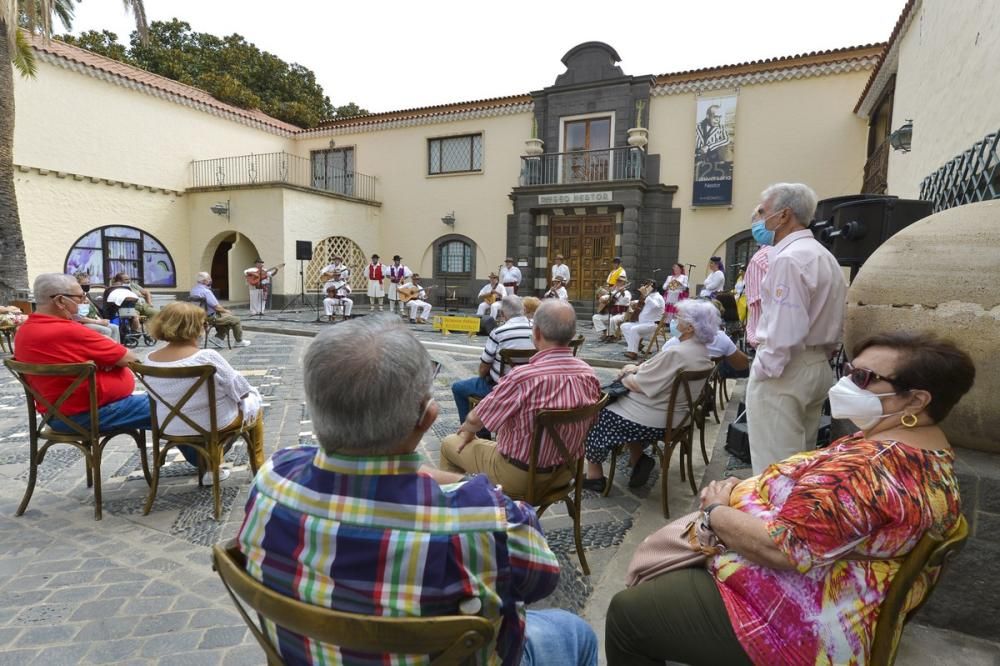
[441,211,456,226]
[210,200,230,221]
[889,120,913,152]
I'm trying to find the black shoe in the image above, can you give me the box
[628,454,655,488]
[582,477,607,493]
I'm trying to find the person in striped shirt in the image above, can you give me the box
[441,300,602,500]
[237,315,597,666]
[743,243,771,349]
[451,296,535,426]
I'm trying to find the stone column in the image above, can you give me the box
[621,205,641,276]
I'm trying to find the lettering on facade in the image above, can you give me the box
[538,191,613,205]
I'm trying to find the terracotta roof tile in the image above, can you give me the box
[854,0,916,113]
[309,94,534,132]
[29,34,301,134]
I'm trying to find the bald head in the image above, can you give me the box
[533,300,576,346]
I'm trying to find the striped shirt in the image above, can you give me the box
[237,447,561,665]
[743,245,770,349]
[475,347,601,468]
[481,316,535,383]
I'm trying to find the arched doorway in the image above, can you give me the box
[305,236,367,292]
[210,239,234,299]
[199,232,263,302]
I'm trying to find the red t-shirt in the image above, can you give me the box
[13,313,134,416]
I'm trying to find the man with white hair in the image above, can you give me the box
[190,272,250,348]
[237,316,597,665]
[450,295,535,425]
[746,182,846,474]
[13,273,150,433]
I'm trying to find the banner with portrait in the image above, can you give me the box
[693,92,737,206]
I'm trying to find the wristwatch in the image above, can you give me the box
[702,503,725,530]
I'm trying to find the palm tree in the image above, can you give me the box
[0,1,147,294]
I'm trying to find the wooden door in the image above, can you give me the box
[549,216,615,301]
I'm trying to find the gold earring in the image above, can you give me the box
[900,413,919,428]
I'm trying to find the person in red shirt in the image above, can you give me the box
[14,273,151,434]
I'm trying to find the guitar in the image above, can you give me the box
[597,282,632,314]
[481,289,502,305]
[399,285,436,304]
[246,263,285,286]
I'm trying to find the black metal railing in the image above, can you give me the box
[519,146,645,186]
[920,130,1000,212]
[190,152,379,203]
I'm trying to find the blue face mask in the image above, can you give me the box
[750,209,781,246]
[670,319,680,338]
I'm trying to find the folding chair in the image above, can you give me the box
[213,543,495,665]
[188,297,232,349]
[3,359,150,520]
[639,317,668,355]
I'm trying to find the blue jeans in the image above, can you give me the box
[522,609,598,666]
[451,375,495,425]
[49,394,151,433]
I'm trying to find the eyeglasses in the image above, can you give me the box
[843,362,902,390]
[53,292,87,303]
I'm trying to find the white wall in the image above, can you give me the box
[887,0,1000,197]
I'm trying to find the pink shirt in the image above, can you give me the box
[743,245,770,349]
[753,230,846,379]
[475,347,601,468]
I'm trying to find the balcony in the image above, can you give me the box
[862,140,890,195]
[519,146,646,187]
[190,152,379,203]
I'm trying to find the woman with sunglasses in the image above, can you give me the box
[606,331,975,666]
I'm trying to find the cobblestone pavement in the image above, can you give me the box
[0,325,714,663]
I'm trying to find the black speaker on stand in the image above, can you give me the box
[278,240,322,321]
[827,198,933,280]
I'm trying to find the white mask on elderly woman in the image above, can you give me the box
[827,377,903,430]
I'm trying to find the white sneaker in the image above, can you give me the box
[234,340,251,348]
[202,468,231,484]
[208,337,225,348]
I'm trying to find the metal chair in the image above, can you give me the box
[870,514,970,665]
[2,359,150,520]
[129,362,262,520]
[212,543,495,665]
[504,393,609,575]
[188,297,232,349]
[602,368,713,518]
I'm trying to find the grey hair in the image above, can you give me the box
[761,182,818,227]
[676,299,721,345]
[303,315,433,455]
[195,272,211,284]
[34,273,77,301]
[534,300,576,345]
[500,295,524,319]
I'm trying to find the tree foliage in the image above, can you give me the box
[59,19,367,128]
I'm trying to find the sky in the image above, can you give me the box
[66,0,904,114]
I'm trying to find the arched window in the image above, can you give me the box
[65,226,176,287]
[439,240,473,275]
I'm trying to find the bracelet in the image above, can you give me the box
[702,503,725,530]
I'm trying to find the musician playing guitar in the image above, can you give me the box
[542,276,568,300]
[397,274,434,323]
[475,273,507,319]
[322,270,352,322]
[592,276,631,341]
[244,258,284,315]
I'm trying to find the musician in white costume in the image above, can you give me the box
[386,255,412,314]
[476,273,506,319]
[399,274,432,323]
[322,270,352,321]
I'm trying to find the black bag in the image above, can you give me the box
[600,379,630,403]
[478,316,497,336]
[725,402,751,464]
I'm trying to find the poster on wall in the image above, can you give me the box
[693,92,737,206]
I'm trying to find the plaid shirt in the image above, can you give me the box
[475,347,601,468]
[237,446,560,665]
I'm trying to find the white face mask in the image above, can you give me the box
[77,303,91,317]
[827,376,901,430]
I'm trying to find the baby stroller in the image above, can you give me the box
[104,291,155,348]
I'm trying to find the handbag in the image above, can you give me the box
[625,510,726,587]
[600,379,630,403]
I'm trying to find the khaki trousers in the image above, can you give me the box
[440,435,573,499]
[746,348,833,475]
[209,314,244,342]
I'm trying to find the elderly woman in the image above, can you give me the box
[583,299,718,493]
[72,272,120,343]
[142,302,264,483]
[605,331,975,666]
[699,256,726,298]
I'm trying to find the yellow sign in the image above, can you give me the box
[432,315,480,337]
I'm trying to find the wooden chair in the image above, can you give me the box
[602,368,713,518]
[693,359,724,462]
[0,322,15,353]
[212,543,495,665]
[870,514,970,665]
[3,359,150,520]
[505,393,609,576]
[639,317,668,355]
[129,362,261,520]
[568,334,584,357]
[188,297,232,349]
[467,347,537,414]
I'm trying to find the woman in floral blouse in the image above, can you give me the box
[606,331,975,666]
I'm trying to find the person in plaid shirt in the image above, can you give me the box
[237,316,597,665]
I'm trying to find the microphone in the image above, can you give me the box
[652,268,662,274]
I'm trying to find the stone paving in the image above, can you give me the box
[0,321,715,664]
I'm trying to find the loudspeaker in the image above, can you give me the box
[811,194,896,245]
[295,240,312,261]
[827,198,933,268]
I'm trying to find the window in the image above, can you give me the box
[64,226,176,287]
[429,134,483,174]
[438,240,473,274]
[311,147,355,196]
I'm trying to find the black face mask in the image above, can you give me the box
[81,284,91,293]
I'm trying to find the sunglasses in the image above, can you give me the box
[843,362,902,390]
